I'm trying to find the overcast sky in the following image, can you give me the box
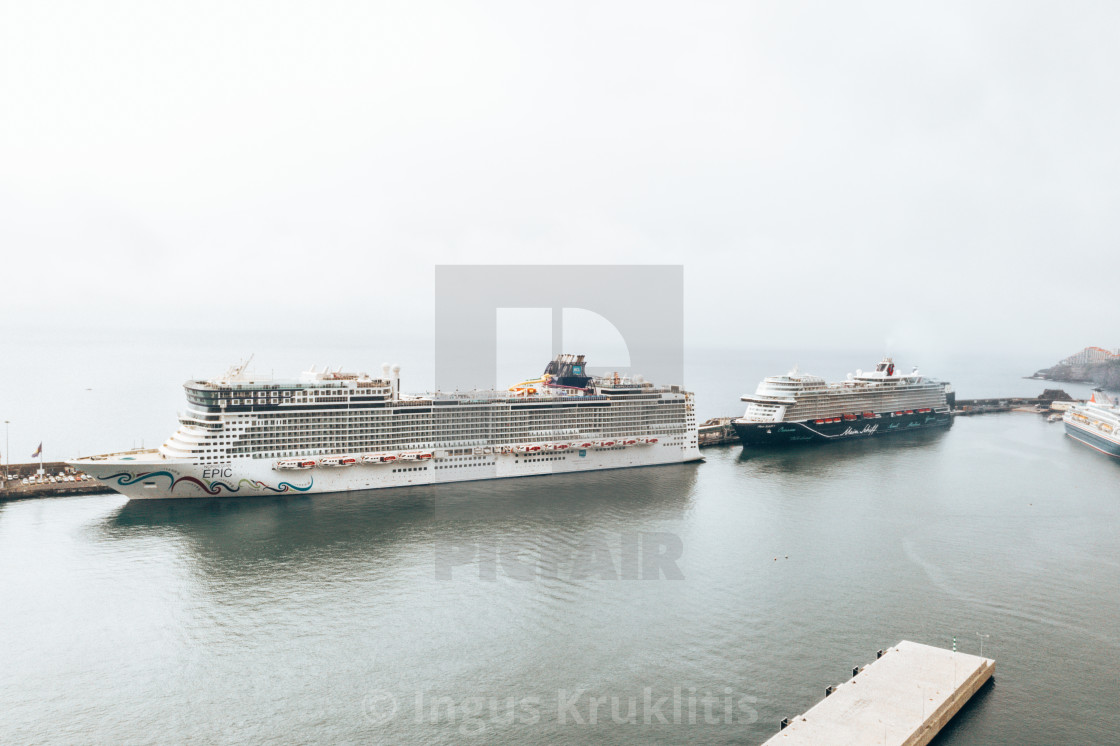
[2,1,1118,357]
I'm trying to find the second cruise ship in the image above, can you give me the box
[733,358,953,446]
[70,354,701,499]
[1063,390,1120,458]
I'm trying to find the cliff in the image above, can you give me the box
[1033,359,1120,389]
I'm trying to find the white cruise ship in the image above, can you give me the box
[1063,390,1120,458]
[733,357,953,446]
[70,354,700,499]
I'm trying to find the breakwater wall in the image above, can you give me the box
[953,389,1078,416]
[954,398,1075,416]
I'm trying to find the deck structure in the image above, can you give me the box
[763,640,994,746]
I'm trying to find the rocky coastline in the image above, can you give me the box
[1031,359,1120,389]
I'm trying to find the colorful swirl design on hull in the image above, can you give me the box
[99,471,313,495]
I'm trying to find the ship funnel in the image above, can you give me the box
[381,362,391,380]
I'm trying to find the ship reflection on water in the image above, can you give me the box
[103,464,701,570]
[735,426,953,475]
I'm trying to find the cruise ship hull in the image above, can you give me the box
[733,411,952,447]
[72,443,703,500]
[1064,419,1120,457]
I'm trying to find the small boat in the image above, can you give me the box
[361,453,391,464]
[321,456,357,467]
[620,438,638,446]
[596,440,617,447]
[275,458,316,470]
[639,437,658,444]
[843,414,857,421]
[515,444,543,454]
[550,443,572,451]
[576,441,594,449]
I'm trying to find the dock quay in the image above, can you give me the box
[0,461,107,501]
[764,640,994,746]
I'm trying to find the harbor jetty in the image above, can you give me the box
[953,389,1078,416]
[0,461,107,501]
[765,640,994,746]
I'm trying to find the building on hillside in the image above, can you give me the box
[1060,346,1119,366]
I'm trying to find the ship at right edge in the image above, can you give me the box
[1063,390,1120,458]
[733,357,954,446]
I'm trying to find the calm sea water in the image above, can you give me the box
[2,340,1118,743]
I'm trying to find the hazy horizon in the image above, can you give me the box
[3,0,1119,464]
[3,2,1119,354]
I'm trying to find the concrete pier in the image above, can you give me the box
[764,640,994,746]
